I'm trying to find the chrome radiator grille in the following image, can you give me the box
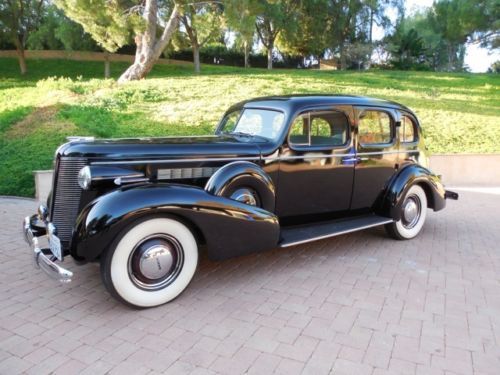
[51,157,86,248]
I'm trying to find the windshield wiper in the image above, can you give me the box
[226,131,268,141]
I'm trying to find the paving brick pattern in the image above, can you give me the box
[1,191,499,374]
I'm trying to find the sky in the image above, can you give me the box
[373,0,499,72]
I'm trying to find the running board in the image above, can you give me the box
[279,214,394,248]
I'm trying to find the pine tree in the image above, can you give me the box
[0,0,47,74]
[55,0,181,82]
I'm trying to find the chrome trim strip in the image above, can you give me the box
[91,150,419,165]
[280,218,394,248]
[358,150,419,156]
[92,156,261,165]
[158,166,219,181]
[264,154,355,160]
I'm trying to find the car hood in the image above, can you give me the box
[57,135,264,161]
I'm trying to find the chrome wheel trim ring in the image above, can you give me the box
[402,194,421,229]
[127,234,184,291]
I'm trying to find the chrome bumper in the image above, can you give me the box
[23,212,73,283]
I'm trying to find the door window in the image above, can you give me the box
[358,110,392,145]
[400,115,416,143]
[289,111,348,147]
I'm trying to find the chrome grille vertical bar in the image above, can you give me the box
[51,158,86,249]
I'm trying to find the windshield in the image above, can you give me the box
[217,108,286,141]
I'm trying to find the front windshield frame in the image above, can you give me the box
[216,107,287,142]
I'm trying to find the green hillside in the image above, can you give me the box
[1,57,499,197]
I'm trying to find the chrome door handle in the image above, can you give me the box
[342,157,361,164]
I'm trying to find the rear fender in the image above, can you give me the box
[71,183,280,262]
[377,164,446,220]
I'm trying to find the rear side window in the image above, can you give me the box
[358,110,392,145]
[289,111,348,147]
[401,115,417,143]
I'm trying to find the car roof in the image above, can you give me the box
[227,95,413,115]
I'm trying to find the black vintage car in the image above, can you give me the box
[24,95,458,307]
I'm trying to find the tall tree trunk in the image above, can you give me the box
[339,44,347,70]
[193,43,200,73]
[244,40,249,68]
[13,37,27,75]
[447,43,454,72]
[369,8,374,44]
[267,41,273,70]
[104,52,110,78]
[118,2,180,82]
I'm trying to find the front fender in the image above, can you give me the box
[205,161,276,212]
[71,183,280,262]
[377,164,446,220]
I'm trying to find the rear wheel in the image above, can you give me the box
[101,217,198,308]
[385,184,427,240]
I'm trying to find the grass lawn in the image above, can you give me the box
[0,57,499,197]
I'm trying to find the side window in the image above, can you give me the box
[289,115,309,145]
[289,111,348,147]
[401,115,416,143]
[358,110,392,145]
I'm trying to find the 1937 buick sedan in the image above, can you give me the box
[24,95,458,308]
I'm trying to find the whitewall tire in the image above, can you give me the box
[385,184,428,240]
[101,217,198,308]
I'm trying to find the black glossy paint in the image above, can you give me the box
[58,135,264,160]
[275,105,356,217]
[377,164,446,220]
[205,161,276,213]
[71,183,280,261]
[42,95,451,262]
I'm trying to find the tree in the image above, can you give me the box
[0,0,47,74]
[389,27,428,70]
[56,0,181,82]
[429,0,469,71]
[427,0,499,71]
[278,0,329,60]
[27,5,98,52]
[489,60,500,73]
[179,2,222,73]
[225,0,257,68]
[254,0,299,69]
[344,42,374,69]
[325,0,368,70]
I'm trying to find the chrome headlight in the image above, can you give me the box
[78,166,92,190]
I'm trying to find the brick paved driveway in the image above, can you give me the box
[1,190,499,375]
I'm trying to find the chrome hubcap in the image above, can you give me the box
[128,234,184,291]
[230,188,258,206]
[402,195,421,229]
[139,245,174,280]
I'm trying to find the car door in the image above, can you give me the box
[350,107,399,210]
[275,106,355,219]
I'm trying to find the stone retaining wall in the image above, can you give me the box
[429,154,500,187]
[0,50,190,65]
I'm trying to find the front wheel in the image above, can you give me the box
[101,217,198,308]
[385,184,428,240]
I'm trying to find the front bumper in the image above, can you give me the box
[23,210,73,283]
